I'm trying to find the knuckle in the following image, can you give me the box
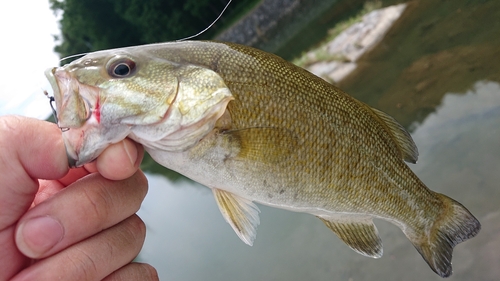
[67,247,98,280]
[133,170,149,195]
[139,263,160,281]
[103,263,159,281]
[0,116,22,147]
[123,171,149,209]
[81,178,114,221]
[124,215,147,242]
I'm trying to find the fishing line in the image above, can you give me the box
[57,0,231,62]
[59,53,88,64]
[48,0,232,125]
[177,0,232,41]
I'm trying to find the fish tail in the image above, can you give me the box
[410,193,480,278]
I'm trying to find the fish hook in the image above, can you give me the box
[44,90,69,132]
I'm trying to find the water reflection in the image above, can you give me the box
[338,0,500,129]
[137,81,500,280]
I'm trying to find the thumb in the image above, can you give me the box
[0,115,68,230]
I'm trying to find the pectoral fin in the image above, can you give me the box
[223,127,299,164]
[319,216,383,258]
[213,188,261,246]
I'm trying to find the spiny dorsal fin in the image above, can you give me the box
[369,107,419,164]
[223,127,298,163]
[213,188,261,246]
[319,216,383,258]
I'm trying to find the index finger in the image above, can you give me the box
[84,138,144,181]
[34,139,144,205]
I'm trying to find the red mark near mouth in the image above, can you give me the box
[94,96,101,123]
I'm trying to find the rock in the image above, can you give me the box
[216,0,336,54]
[306,3,407,83]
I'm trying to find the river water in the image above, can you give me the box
[136,1,500,280]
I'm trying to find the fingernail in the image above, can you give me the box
[16,216,64,258]
[123,140,138,166]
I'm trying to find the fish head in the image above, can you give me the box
[45,45,233,167]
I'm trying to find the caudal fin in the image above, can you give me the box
[411,194,480,278]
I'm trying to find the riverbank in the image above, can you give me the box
[216,0,391,60]
[296,3,406,83]
[216,0,407,84]
[215,0,342,55]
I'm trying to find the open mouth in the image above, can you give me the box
[45,67,92,129]
[44,67,100,167]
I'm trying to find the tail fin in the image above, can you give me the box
[411,194,480,278]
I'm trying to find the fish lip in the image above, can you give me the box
[67,150,78,168]
[63,133,80,167]
[45,67,94,129]
[60,122,102,167]
[46,67,77,166]
[45,67,99,167]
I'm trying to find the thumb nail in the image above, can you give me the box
[123,139,139,166]
[16,215,64,258]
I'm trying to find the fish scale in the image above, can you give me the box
[45,40,480,278]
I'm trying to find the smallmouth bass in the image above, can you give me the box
[45,41,480,278]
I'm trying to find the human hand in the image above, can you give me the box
[0,115,158,281]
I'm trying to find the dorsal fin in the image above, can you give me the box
[369,107,419,163]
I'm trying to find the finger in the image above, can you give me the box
[102,263,159,281]
[32,180,65,207]
[16,170,148,259]
[31,138,145,210]
[95,138,144,180]
[58,167,92,186]
[11,215,146,281]
[33,166,94,207]
[0,116,67,280]
[0,116,67,230]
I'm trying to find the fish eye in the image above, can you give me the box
[108,58,136,78]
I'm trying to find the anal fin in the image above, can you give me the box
[213,188,261,246]
[318,216,383,258]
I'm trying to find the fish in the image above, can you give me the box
[45,41,480,278]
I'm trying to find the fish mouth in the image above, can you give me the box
[67,151,78,167]
[63,131,81,168]
[45,67,101,167]
[61,122,106,168]
[45,67,93,129]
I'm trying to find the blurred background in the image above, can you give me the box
[1,0,499,280]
